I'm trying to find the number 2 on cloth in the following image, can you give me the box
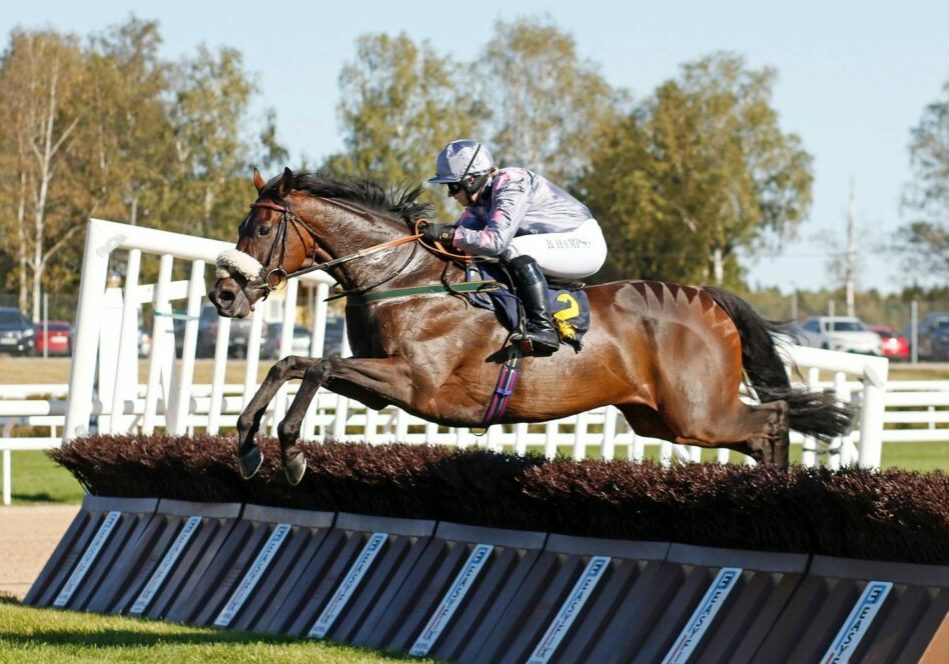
[554,293,579,322]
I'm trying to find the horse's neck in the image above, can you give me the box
[312,204,451,289]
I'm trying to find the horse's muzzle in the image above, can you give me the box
[209,276,254,318]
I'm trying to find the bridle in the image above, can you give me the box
[239,197,425,298]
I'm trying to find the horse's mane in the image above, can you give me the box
[265,172,433,225]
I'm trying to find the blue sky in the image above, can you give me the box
[4,1,948,294]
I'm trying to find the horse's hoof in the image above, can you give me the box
[284,452,307,486]
[239,446,263,480]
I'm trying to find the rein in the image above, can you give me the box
[246,199,422,294]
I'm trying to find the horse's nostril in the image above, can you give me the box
[218,290,235,305]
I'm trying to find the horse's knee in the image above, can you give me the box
[302,357,334,382]
[267,355,304,379]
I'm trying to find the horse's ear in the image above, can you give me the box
[253,167,265,193]
[277,167,294,199]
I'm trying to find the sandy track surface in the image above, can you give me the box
[0,504,79,600]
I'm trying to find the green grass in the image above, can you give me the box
[8,451,85,503]
[881,442,949,472]
[0,597,423,663]
[522,441,947,471]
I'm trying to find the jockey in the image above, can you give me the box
[424,139,607,356]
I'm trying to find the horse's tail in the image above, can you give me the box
[703,286,853,440]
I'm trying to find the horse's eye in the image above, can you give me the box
[256,226,271,237]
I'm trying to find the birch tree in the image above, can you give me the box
[165,45,258,239]
[0,29,86,318]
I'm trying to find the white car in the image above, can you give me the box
[799,316,883,355]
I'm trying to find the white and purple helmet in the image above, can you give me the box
[429,140,496,194]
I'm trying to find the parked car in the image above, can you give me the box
[193,304,268,358]
[262,323,312,359]
[34,320,72,356]
[798,316,883,355]
[321,315,346,357]
[262,317,345,359]
[870,325,909,362]
[0,307,35,356]
[902,311,949,361]
[773,321,809,346]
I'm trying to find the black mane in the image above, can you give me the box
[264,172,432,224]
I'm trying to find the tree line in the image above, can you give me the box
[0,18,286,319]
[1,15,947,322]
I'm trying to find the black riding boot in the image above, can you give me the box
[508,255,560,356]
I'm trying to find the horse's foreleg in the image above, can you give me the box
[235,356,318,479]
[276,357,415,485]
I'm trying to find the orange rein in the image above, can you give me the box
[414,219,473,263]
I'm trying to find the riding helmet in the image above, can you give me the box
[429,139,496,190]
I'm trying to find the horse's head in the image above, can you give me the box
[210,167,439,318]
[209,167,316,318]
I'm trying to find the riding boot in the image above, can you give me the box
[507,255,561,356]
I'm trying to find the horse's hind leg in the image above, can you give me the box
[681,399,790,466]
[740,401,790,465]
[645,389,790,466]
[617,402,788,465]
[235,355,319,479]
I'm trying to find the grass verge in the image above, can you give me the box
[0,596,422,663]
[9,451,84,503]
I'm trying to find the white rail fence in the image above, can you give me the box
[0,219,925,506]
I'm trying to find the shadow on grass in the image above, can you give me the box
[0,625,414,660]
[11,492,60,503]
[0,627,302,648]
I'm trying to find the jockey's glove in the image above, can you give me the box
[422,223,457,246]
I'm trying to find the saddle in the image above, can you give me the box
[464,262,591,352]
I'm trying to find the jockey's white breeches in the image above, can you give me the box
[505,218,607,279]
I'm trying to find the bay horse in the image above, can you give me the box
[209,167,852,485]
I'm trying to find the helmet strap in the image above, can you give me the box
[458,143,482,181]
[463,172,491,202]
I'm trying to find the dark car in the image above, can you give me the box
[0,307,35,356]
[902,311,949,361]
[321,315,345,357]
[262,322,312,359]
[34,320,72,357]
[192,304,267,358]
[262,317,344,359]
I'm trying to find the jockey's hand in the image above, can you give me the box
[422,223,457,246]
